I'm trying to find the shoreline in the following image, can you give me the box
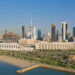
[0,55,75,74]
[0,55,36,68]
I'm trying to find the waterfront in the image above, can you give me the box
[0,62,74,75]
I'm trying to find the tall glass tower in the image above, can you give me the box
[51,24,56,41]
[61,22,68,40]
[22,26,26,38]
[73,27,75,37]
[38,29,42,40]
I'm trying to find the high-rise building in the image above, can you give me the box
[22,26,26,38]
[47,32,50,42]
[38,29,42,40]
[30,17,33,38]
[73,37,75,42]
[61,22,68,40]
[73,27,75,37]
[58,31,62,42]
[56,29,59,41]
[51,24,56,41]
[47,32,50,38]
[33,26,37,40]
[69,33,73,42]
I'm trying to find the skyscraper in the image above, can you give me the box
[73,27,75,37]
[61,22,68,40]
[33,26,37,40]
[56,29,59,41]
[38,29,42,40]
[51,24,56,41]
[22,26,26,38]
[47,32,50,42]
[58,31,62,42]
[30,17,33,38]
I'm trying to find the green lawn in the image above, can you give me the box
[0,49,75,69]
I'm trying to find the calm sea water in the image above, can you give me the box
[0,62,74,75]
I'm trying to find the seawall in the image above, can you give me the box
[16,64,40,73]
[16,64,75,74]
[0,55,75,74]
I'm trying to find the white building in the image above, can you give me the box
[0,43,34,51]
[61,22,68,41]
[33,26,37,40]
[35,41,75,50]
[18,38,38,46]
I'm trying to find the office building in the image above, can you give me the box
[38,29,42,40]
[61,22,68,40]
[33,26,37,40]
[46,32,51,42]
[22,26,26,38]
[58,31,62,42]
[56,29,59,41]
[73,37,75,42]
[51,24,56,41]
[73,27,75,37]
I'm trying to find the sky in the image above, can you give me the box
[0,0,75,36]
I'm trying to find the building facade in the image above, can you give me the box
[0,43,33,51]
[56,29,59,41]
[37,29,42,40]
[51,24,56,41]
[33,26,37,40]
[30,25,33,38]
[22,26,26,38]
[61,22,68,40]
[18,38,37,46]
[35,41,75,50]
[3,32,20,43]
[73,27,75,37]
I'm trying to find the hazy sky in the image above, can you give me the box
[0,0,75,36]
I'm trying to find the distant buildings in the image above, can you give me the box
[56,29,59,41]
[33,26,37,40]
[30,25,33,38]
[73,27,75,37]
[37,29,42,40]
[58,31,62,42]
[22,26,26,38]
[1,19,75,51]
[18,38,37,47]
[3,30,20,43]
[61,22,68,41]
[22,18,37,40]
[51,24,56,41]
[73,37,75,42]
[46,32,51,42]
[68,32,73,42]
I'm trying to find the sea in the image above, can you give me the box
[0,62,74,75]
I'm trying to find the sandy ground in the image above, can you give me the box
[0,55,36,68]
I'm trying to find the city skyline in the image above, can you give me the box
[0,0,75,34]
[0,0,75,75]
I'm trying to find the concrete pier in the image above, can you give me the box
[16,64,40,73]
[16,64,75,74]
